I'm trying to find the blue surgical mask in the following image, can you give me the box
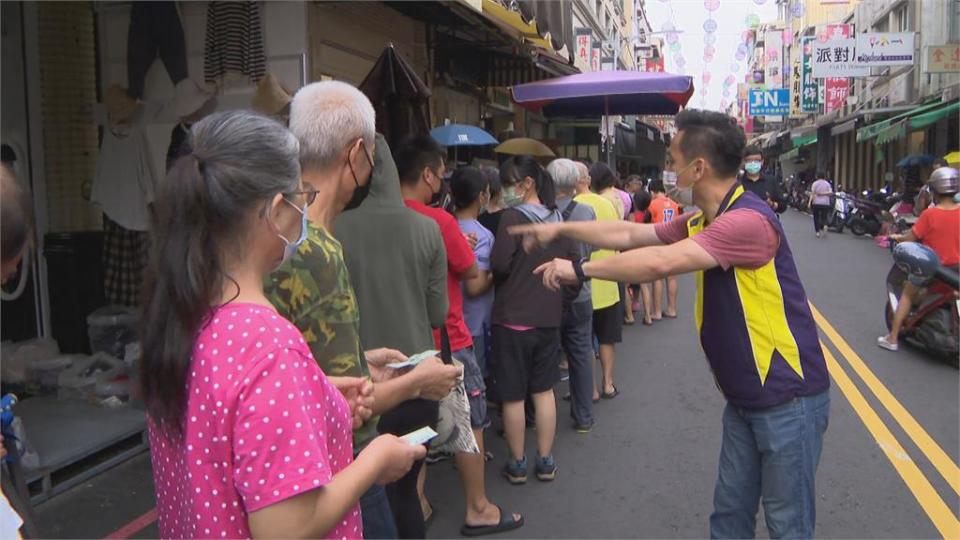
[503,185,525,207]
[744,161,762,175]
[277,199,309,267]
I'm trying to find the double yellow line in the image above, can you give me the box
[809,302,960,539]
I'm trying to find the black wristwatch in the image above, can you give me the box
[572,257,589,282]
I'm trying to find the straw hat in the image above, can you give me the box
[174,79,217,119]
[251,73,293,116]
[104,84,139,129]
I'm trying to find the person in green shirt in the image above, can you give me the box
[264,81,460,539]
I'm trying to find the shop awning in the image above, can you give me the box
[479,0,574,68]
[792,133,817,147]
[862,100,958,145]
[856,100,947,142]
[831,119,857,136]
[907,101,960,131]
[783,147,800,160]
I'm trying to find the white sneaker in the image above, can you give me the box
[816,232,821,238]
[877,336,899,351]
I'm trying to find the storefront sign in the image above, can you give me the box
[591,39,601,73]
[749,88,791,116]
[825,78,849,114]
[854,32,916,67]
[800,37,819,112]
[764,29,784,88]
[601,55,615,71]
[791,54,804,118]
[811,38,869,77]
[926,44,960,73]
[575,28,593,71]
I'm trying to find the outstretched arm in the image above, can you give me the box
[509,220,664,252]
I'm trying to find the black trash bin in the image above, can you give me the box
[43,232,107,353]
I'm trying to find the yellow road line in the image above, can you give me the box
[810,302,960,497]
[821,342,960,539]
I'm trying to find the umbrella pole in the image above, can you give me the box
[605,96,613,167]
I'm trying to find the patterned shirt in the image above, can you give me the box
[265,223,377,450]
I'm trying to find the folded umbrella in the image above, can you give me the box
[495,138,555,158]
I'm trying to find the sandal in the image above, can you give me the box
[600,385,620,400]
[461,505,524,537]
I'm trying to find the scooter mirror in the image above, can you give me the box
[893,242,941,285]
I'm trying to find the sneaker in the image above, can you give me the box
[574,421,594,434]
[816,231,821,238]
[503,456,528,485]
[877,336,899,351]
[535,455,557,481]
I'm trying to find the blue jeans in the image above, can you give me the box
[562,300,595,427]
[710,391,830,540]
[360,483,398,539]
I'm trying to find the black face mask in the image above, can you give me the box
[343,142,374,211]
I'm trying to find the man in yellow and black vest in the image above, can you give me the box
[512,109,831,539]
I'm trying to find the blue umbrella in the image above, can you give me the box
[897,154,935,167]
[430,124,498,147]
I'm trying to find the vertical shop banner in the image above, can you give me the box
[575,28,593,71]
[824,24,851,114]
[591,39,601,73]
[800,37,819,112]
[790,54,805,118]
[764,29,784,88]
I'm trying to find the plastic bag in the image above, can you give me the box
[86,305,139,359]
[430,359,479,455]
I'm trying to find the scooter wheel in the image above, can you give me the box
[850,221,867,236]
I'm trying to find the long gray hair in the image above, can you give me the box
[140,110,300,435]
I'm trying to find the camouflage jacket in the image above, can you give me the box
[265,223,377,449]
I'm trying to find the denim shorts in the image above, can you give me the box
[453,346,489,429]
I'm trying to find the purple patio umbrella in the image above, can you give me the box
[510,70,695,117]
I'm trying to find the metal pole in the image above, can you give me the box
[605,96,613,166]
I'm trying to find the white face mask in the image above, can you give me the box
[666,160,699,207]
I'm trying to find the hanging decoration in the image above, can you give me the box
[730,62,740,72]
[703,19,718,33]
[704,33,717,46]
[791,1,805,18]
[745,13,760,28]
[704,0,720,12]
[666,32,679,44]
[753,0,767,4]
[671,41,682,53]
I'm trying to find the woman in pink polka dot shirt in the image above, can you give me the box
[139,111,424,539]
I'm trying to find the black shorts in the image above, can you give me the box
[492,325,561,402]
[593,302,623,344]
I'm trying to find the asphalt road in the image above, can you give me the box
[35,209,960,539]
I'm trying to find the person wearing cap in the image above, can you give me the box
[879,167,960,351]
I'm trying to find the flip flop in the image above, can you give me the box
[461,505,524,537]
[624,319,635,325]
[642,319,653,326]
[600,385,620,400]
[663,312,678,319]
[423,504,435,528]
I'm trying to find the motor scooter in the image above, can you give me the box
[847,191,885,236]
[885,242,959,365]
[828,192,853,233]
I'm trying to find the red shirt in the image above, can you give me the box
[912,206,960,266]
[405,199,475,351]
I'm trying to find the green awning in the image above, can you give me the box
[875,121,907,144]
[792,134,817,147]
[783,147,800,160]
[908,101,960,131]
[856,100,948,142]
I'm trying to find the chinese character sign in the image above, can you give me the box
[575,28,593,71]
[764,29,784,88]
[927,44,960,73]
[811,38,869,78]
[800,37,818,113]
[591,39,601,73]
[825,78,849,113]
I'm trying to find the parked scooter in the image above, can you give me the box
[828,192,853,233]
[885,242,959,365]
[847,191,885,236]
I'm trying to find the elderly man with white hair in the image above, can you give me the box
[546,159,598,433]
[264,81,460,539]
